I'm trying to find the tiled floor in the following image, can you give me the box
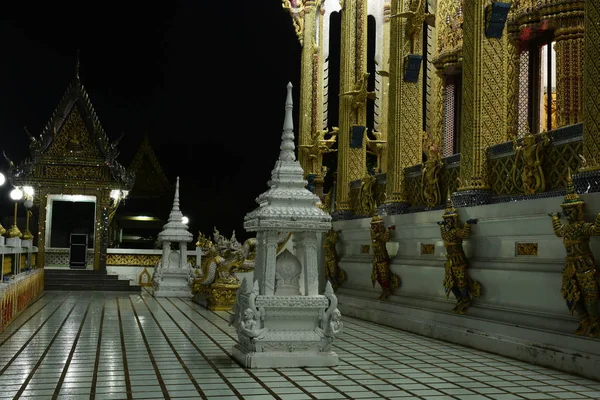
[0,292,598,400]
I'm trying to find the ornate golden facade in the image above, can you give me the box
[5,73,133,270]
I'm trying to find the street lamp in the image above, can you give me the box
[182,216,189,225]
[0,172,6,237]
[22,186,34,241]
[8,188,23,238]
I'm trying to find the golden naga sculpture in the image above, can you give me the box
[422,131,444,208]
[549,169,600,338]
[340,72,376,112]
[0,221,6,236]
[300,128,338,176]
[323,228,347,291]
[370,216,401,300]
[438,191,481,314]
[391,0,436,53]
[513,131,551,195]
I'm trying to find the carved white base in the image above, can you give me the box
[231,290,340,368]
[5,238,21,247]
[232,345,338,368]
[21,239,33,248]
[152,268,191,298]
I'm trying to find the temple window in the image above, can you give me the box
[538,41,557,132]
[442,73,462,157]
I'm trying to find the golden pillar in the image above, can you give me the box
[506,23,520,140]
[581,0,600,170]
[335,0,369,212]
[544,7,584,128]
[382,0,423,209]
[457,0,508,197]
[378,3,392,174]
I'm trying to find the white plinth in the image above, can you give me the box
[232,346,338,368]
[152,268,191,298]
[0,236,4,246]
[5,238,21,247]
[21,239,33,248]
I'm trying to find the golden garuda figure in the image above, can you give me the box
[438,191,481,314]
[323,228,347,291]
[513,131,550,195]
[340,72,376,112]
[370,216,401,300]
[549,168,600,338]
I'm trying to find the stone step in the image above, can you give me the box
[43,268,141,292]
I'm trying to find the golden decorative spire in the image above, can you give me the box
[562,167,583,205]
[444,188,457,216]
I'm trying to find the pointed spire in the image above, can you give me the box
[279,82,296,162]
[444,188,457,216]
[75,49,80,79]
[157,176,193,243]
[171,176,181,215]
[562,167,582,204]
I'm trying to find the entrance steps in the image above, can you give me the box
[44,268,141,292]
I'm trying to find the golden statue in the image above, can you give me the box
[366,130,386,173]
[356,174,378,216]
[323,228,347,291]
[67,128,84,151]
[340,73,376,112]
[391,0,436,53]
[0,222,5,236]
[421,131,443,208]
[438,191,481,314]
[370,216,401,300]
[513,132,550,195]
[300,128,338,176]
[549,169,600,338]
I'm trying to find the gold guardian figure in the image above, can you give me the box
[369,216,400,300]
[549,169,600,338]
[438,191,481,314]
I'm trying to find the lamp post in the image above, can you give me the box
[7,188,23,239]
[22,186,34,241]
[0,172,6,237]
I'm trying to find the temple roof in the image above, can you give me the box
[244,83,332,232]
[128,135,172,196]
[6,70,134,188]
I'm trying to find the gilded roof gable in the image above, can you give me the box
[129,135,171,195]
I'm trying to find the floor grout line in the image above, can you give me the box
[89,293,106,400]
[116,296,133,400]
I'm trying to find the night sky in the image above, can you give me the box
[0,1,302,242]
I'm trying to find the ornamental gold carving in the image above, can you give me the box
[323,228,347,291]
[516,243,538,256]
[422,131,444,207]
[421,243,435,255]
[106,254,161,266]
[512,132,550,195]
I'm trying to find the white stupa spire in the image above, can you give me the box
[279,82,296,162]
[244,82,332,232]
[157,176,193,243]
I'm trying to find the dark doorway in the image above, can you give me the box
[50,201,95,248]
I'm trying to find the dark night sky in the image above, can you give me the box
[0,1,302,242]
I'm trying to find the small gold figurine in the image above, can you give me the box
[421,131,444,208]
[300,128,337,176]
[370,216,401,300]
[549,168,600,338]
[391,0,436,54]
[438,191,481,314]
[512,131,550,195]
[323,228,347,291]
[340,72,376,112]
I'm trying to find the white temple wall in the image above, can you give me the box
[332,193,600,381]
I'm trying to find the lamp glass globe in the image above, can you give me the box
[10,188,23,201]
[0,172,5,187]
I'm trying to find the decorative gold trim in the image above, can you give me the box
[360,244,370,254]
[138,267,152,287]
[516,242,538,256]
[420,243,435,255]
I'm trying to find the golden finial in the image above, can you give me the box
[444,188,457,217]
[370,215,383,224]
[562,167,582,204]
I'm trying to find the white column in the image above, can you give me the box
[161,241,170,268]
[262,231,280,296]
[179,242,187,269]
[297,231,319,296]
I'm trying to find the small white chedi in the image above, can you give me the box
[230,82,342,368]
[152,176,194,297]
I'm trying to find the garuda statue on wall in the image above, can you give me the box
[513,131,550,195]
[421,131,444,208]
[438,191,481,314]
[549,168,600,338]
[370,216,401,300]
[323,228,347,291]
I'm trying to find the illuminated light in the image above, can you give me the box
[23,186,34,197]
[0,172,5,187]
[182,216,189,225]
[110,190,121,199]
[10,188,23,201]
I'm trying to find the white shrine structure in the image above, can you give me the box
[151,176,193,297]
[230,82,343,368]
